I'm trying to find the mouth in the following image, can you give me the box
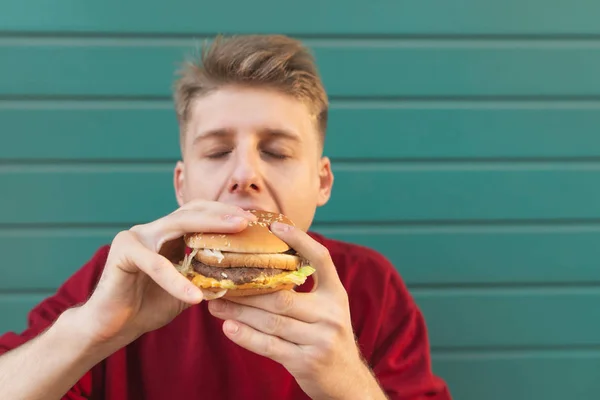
[220,200,279,215]
[239,205,277,213]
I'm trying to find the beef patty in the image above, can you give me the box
[192,259,287,285]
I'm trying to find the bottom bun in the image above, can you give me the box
[202,284,295,299]
[200,288,229,300]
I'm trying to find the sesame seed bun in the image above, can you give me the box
[184,210,294,254]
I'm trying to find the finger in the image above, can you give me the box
[208,299,316,345]
[148,207,257,254]
[221,319,300,365]
[118,231,204,304]
[225,289,322,323]
[162,203,256,237]
[270,222,342,293]
[177,199,257,218]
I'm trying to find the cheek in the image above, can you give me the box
[182,164,225,201]
[268,169,320,231]
[267,165,320,199]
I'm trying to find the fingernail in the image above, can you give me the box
[224,320,239,334]
[271,221,291,232]
[223,215,245,223]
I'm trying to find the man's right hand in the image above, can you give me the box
[0,200,257,400]
[80,200,257,346]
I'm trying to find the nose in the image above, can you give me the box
[228,149,261,194]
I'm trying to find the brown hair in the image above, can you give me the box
[173,34,329,148]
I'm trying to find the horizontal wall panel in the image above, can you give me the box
[433,352,600,400]
[416,288,600,348]
[326,106,600,159]
[2,44,600,97]
[0,107,181,161]
[3,228,600,291]
[0,230,115,291]
[3,106,600,160]
[0,168,177,224]
[1,0,598,35]
[3,290,600,350]
[323,228,600,286]
[2,167,600,224]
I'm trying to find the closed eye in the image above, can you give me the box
[262,151,289,160]
[206,151,232,159]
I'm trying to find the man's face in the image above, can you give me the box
[173,85,334,232]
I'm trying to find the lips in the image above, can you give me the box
[237,205,277,213]
[221,200,279,214]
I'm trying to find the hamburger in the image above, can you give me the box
[175,210,316,300]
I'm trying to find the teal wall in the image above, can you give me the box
[2,1,600,399]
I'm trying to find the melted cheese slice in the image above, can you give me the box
[187,266,315,289]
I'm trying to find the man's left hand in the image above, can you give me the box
[208,221,388,400]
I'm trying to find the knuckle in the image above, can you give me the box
[130,220,155,235]
[129,222,155,244]
[155,213,176,231]
[170,203,190,213]
[328,318,347,337]
[149,257,166,275]
[183,198,209,210]
[177,199,216,214]
[112,230,134,246]
[227,302,241,317]
[129,223,144,233]
[317,318,347,350]
[262,334,278,358]
[274,290,294,313]
[325,303,350,332]
[303,347,329,371]
[335,289,350,307]
[314,244,331,264]
[167,208,204,230]
[265,313,283,335]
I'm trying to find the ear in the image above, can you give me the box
[316,156,334,207]
[173,161,186,207]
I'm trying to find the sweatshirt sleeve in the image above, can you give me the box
[0,245,110,399]
[371,296,452,399]
[354,250,452,400]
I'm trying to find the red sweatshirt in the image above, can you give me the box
[0,232,451,399]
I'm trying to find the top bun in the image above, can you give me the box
[184,209,294,253]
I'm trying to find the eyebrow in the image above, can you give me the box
[192,127,301,146]
[192,128,234,147]
[258,127,301,142]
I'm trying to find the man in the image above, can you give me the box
[0,34,451,399]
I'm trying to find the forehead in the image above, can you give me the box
[185,86,317,145]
